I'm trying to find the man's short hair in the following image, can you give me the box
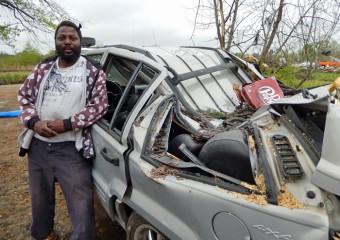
[54,21,82,41]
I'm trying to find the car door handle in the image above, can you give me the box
[100,147,119,166]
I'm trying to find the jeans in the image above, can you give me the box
[28,137,97,240]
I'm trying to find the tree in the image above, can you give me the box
[190,0,285,58]
[258,0,285,61]
[18,42,44,64]
[0,0,73,48]
[190,0,340,66]
[190,0,248,51]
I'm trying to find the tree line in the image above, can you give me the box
[0,43,53,71]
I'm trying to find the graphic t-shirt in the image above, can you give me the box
[36,56,86,142]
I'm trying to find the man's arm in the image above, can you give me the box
[18,64,58,137]
[17,66,40,127]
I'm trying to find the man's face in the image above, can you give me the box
[55,26,81,64]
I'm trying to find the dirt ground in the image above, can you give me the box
[0,84,126,240]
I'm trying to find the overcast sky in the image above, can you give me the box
[3,0,219,54]
[59,0,219,47]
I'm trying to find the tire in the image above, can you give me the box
[126,212,169,240]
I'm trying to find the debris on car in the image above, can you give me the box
[150,165,179,179]
[277,185,304,209]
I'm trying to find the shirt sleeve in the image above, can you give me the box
[17,66,41,128]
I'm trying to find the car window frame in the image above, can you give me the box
[109,61,144,132]
[99,53,162,143]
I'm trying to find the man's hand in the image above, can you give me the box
[33,120,58,137]
[47,120,65,133]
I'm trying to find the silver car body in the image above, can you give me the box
[84,45,340,240]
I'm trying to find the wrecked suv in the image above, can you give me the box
[83,45,340,240]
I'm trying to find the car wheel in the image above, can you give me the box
[126,212,169,240]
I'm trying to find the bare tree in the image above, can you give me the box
[236,0,286,63]
[225,0,240,50]
[275,1,316,53]
[190,0,340,66]
[190,0,247,51]
[213,0,226,48]
[259,0,285,61]
[190,0,286,59]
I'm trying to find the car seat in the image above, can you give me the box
[168,134,204,161]
[105,81,122,120]
[115,92,140,130]
[198,130,256,184]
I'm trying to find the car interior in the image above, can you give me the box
[102,55,157,132]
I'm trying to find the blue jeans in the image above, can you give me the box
[28,137,97,240]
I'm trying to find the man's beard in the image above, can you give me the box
[56,45,81,63]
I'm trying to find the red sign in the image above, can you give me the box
[241,77,284,108]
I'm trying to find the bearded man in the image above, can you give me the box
[18,21,108,240]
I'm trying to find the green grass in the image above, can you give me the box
[263,65,339,89]
[309,71,339,82]
[287,71,338,89]
[0,72,29,85]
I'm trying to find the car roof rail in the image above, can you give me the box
[106,44,156,61]
[169,62,238,85]
[180,45,218,51]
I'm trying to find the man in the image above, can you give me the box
[18,21,108,240]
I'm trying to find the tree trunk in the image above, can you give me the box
[226,0,239,51]
[219,0,226,49]
[260,0,285,61]
[213,0,225,49]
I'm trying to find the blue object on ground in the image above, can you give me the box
[0,110,21,118]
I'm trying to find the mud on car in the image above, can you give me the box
[82,42,340,240]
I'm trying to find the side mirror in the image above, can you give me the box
[82,37,96,47]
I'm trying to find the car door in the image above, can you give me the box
[91,50,164,217]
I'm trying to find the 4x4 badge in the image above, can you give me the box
[253,225,292,240]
